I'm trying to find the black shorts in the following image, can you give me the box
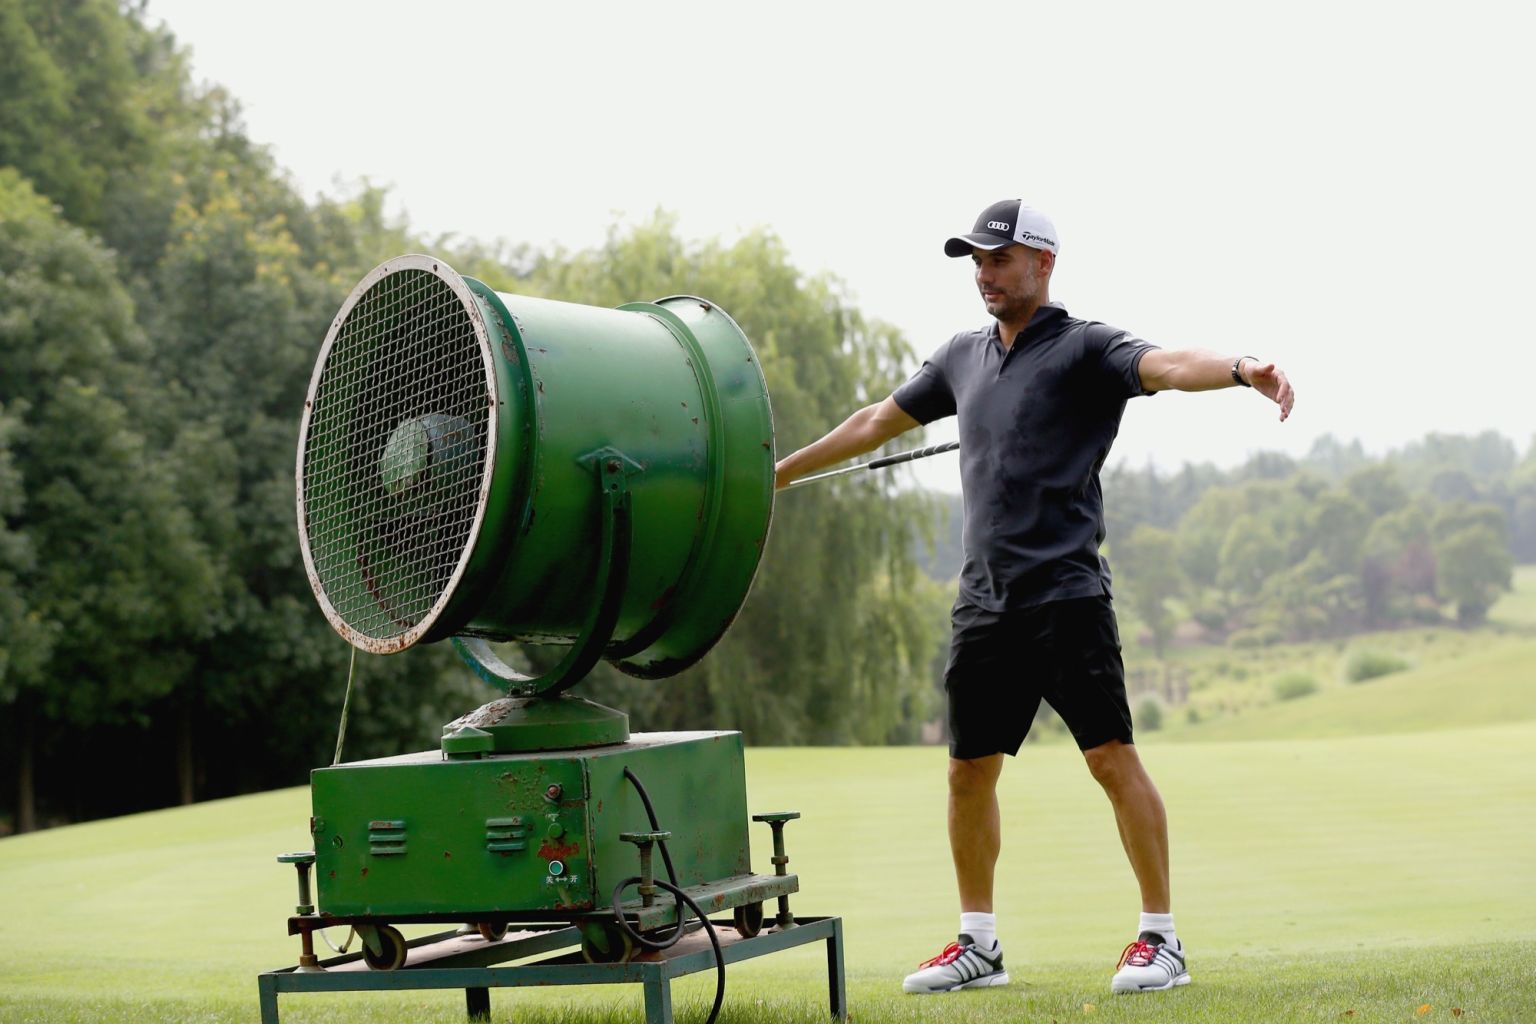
[945,595,1133,758]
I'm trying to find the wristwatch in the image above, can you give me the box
[1231,356,1256,387]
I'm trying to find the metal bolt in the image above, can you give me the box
[544,783,563,802]
[297,927,321,972]
[606,459,621,473]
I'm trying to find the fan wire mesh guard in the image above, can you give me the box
[300,267,492,648]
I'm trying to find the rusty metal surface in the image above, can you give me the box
[604,872,799,932]
[259,916,846,1022]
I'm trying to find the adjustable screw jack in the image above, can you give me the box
[753,812,801,929]
[277,851,324,972]
[619,831,671,908]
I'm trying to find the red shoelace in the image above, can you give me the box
[1117,939,1157,969]
[918,941,965,968]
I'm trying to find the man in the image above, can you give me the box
[773,200,1294,996]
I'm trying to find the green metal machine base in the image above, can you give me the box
[309,731,762,920]
[257,917,846,1024]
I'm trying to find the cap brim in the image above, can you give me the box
[944,233,1014,258]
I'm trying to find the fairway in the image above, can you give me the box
[3,722,1534,1022]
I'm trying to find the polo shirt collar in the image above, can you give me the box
[988,301,1068,349]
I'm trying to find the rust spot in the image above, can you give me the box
[536,380,544,394]
[691,417,699,425]
[761,441,771,449]
[650,586,677,611]
[538,839,581,861]
[328,870,336,879]
[361,868,369,877]
[500,339,520,365]
[444,851,452,859]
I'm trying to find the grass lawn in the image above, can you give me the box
[3,719,1534,1022]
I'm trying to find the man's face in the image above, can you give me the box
[972,245,1052,321]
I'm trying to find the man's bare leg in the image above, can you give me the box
[1082,740,1169,912]
[948,754,1006,911]
[902,752,1012,992]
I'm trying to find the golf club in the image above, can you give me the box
[784,440,959,489]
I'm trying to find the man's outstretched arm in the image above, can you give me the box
[1138,349,1295,421]
[774,396,922,489]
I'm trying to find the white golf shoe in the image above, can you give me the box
[1111,931,1190,993]
[902,934,1009,994]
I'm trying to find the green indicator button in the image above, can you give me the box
[548,860,565,876]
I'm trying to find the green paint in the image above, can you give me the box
[309,732,752,919]
[297,257,775,675]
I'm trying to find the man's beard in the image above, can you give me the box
[983,290,1029,321]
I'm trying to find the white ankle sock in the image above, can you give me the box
[1138,911,1176,947]
[960,912,997,948]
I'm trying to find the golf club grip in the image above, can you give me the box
[865,440,960,469]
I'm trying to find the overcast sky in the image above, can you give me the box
[146,0,1533,491]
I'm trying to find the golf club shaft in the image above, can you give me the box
[784,441,959,489]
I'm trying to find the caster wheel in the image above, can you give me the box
[733,901,765,937]
[477,921,509,942]
[361,924,408,971]
[580,922,636,964]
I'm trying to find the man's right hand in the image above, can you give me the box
[772,397,920,491]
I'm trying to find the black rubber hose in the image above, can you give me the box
[617,767,726,1024]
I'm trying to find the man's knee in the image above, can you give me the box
[1083,739,1138,791]
[948,755,1003,798]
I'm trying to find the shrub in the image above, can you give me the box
[1185,706,1202,725]
[1344,649,1409,683]
[1229,625,1283,648]
[1135,697,1164,732]
[1272,672,1319,701]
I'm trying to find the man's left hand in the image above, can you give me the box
[1244,360,1294,421]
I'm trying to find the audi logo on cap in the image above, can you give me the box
[986,221,1011,231]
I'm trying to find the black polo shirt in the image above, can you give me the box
[892,302,1158,611]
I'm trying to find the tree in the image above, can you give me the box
[1346,463,1409,519]
[1359,504,1436,626]
[0,168,218,827]
[1304,434,1369,480]
[1216,514,1288,601]
[1113,524,1185,657]
[1435,525,1513,627]
[1297,490,1371,578]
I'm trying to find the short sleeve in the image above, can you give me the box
[1091,325,1160,398]
[892,358,956,424]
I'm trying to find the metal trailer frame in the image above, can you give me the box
[257,916,846,1024]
